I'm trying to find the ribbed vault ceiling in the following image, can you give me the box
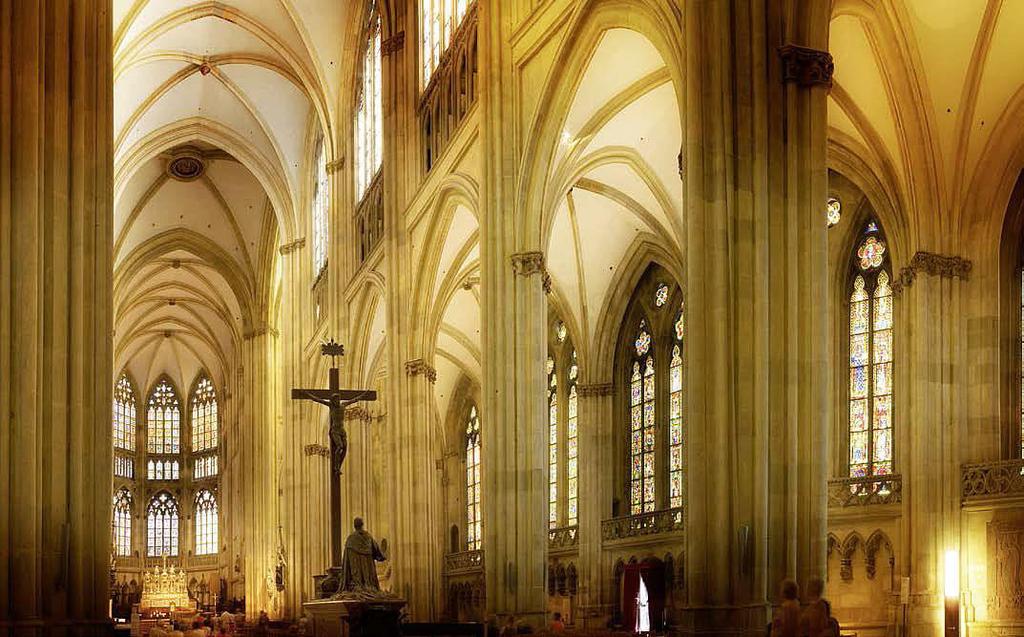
[113,0,347,394]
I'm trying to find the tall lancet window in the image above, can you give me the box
[355,4,383,202]
[465,405,482,550]
[848,220,894,478]
[113,488,133,557]
[147,492,179,557]
[420,0,472,86]
[669,304,685,508]
[147,379,180,454]
[191,375,218,453]
[194,490,218,556]
[311,137,329,278]
[630,319,656,515]
[566,349,579,526]
[114,373,137,451]
[547,355,558,528]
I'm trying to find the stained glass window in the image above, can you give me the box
[194,455,218,479]
[465,405,482,550]
[114,374,137,451]
[355,8,383,202]
[420,0,472,87]
[630,320,657,515]
[147,379,180,455]
[147,459,180,481]
[147,492,179,557]
[655,284,670,307]
[669,305,684,508]
[195,490,218,556]
[548,356,558,528]
[566,350,579,526]
[113,489,132,557]
[827,197,842,228]
[190,375,218,453]
[312,137,329,278]
[114,455,134,479]
[848,220,894,479]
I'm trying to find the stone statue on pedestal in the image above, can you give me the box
[340,518,386,593]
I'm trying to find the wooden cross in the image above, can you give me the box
[290,339,377,567]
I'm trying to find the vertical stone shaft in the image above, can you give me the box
[0,0,113,633]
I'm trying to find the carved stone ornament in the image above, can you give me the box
[405,359,438,383]
[893,251,972,294]
[542,270,552,295]
[166,148,206,182]
[325,158,345,174]
[578,383,614,398]
[987,513,1024,620]
[278,237,306,255]
[304,443,330,458]
[510,251,545,277]
[382,31,405,56]
[779,44,834,88]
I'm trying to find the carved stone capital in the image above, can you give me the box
[779,44,834,88]
[510,251,545,277]
[244,324,280,340]
[279,238,306,255]
[326,158,344,174]
[578,383,614,398]
[304,444,329,458]
[405,358,438,383]
[344,406,369,422]
[893,251,972,294]
[382,32,405,56]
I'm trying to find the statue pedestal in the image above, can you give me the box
[303,597,406,637]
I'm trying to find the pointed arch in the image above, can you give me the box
[147,491,180,557]
[147,376,183,455]
[194,489,219,556]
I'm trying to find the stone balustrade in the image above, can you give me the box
[444,549,484,575]
[961,459,1024,500]
[827,474,902,507]
[548,525,579,552]
[600,507,685,542]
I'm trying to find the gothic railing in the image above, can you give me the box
[961,459,1024,500]
[355,171,384,264]
[827,474,902,507]
[601,507,685,542]
[548,525,579,552]
[444,549,483,575]
[419,2,478,173]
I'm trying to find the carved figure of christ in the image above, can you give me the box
[290,341,377,567]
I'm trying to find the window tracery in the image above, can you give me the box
[114,373,137,451]
[355,5,383,202]
[465,405,482,550]
[147,379,180,455]
[113,489,132,557]
[312,137,329,278]
[420,0,471,86]
[147,492,179,557]
[848,220,894,478]
[194,490,218,556]
[190,375,218,453]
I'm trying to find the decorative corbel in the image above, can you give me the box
[779,44,834,88]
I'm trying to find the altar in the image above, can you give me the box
[139,558,195,616]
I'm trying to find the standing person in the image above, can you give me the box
[800,577,837,637]
[770,579,801,637]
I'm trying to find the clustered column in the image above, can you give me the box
[0,1,114,634]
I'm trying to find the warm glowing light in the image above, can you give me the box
[945,549,960,599]
[560,130,572,146]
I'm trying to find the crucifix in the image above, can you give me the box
[291,339,377,568]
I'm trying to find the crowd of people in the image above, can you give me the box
[769,578,840,637]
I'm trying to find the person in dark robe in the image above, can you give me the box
[341,517,386,591]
